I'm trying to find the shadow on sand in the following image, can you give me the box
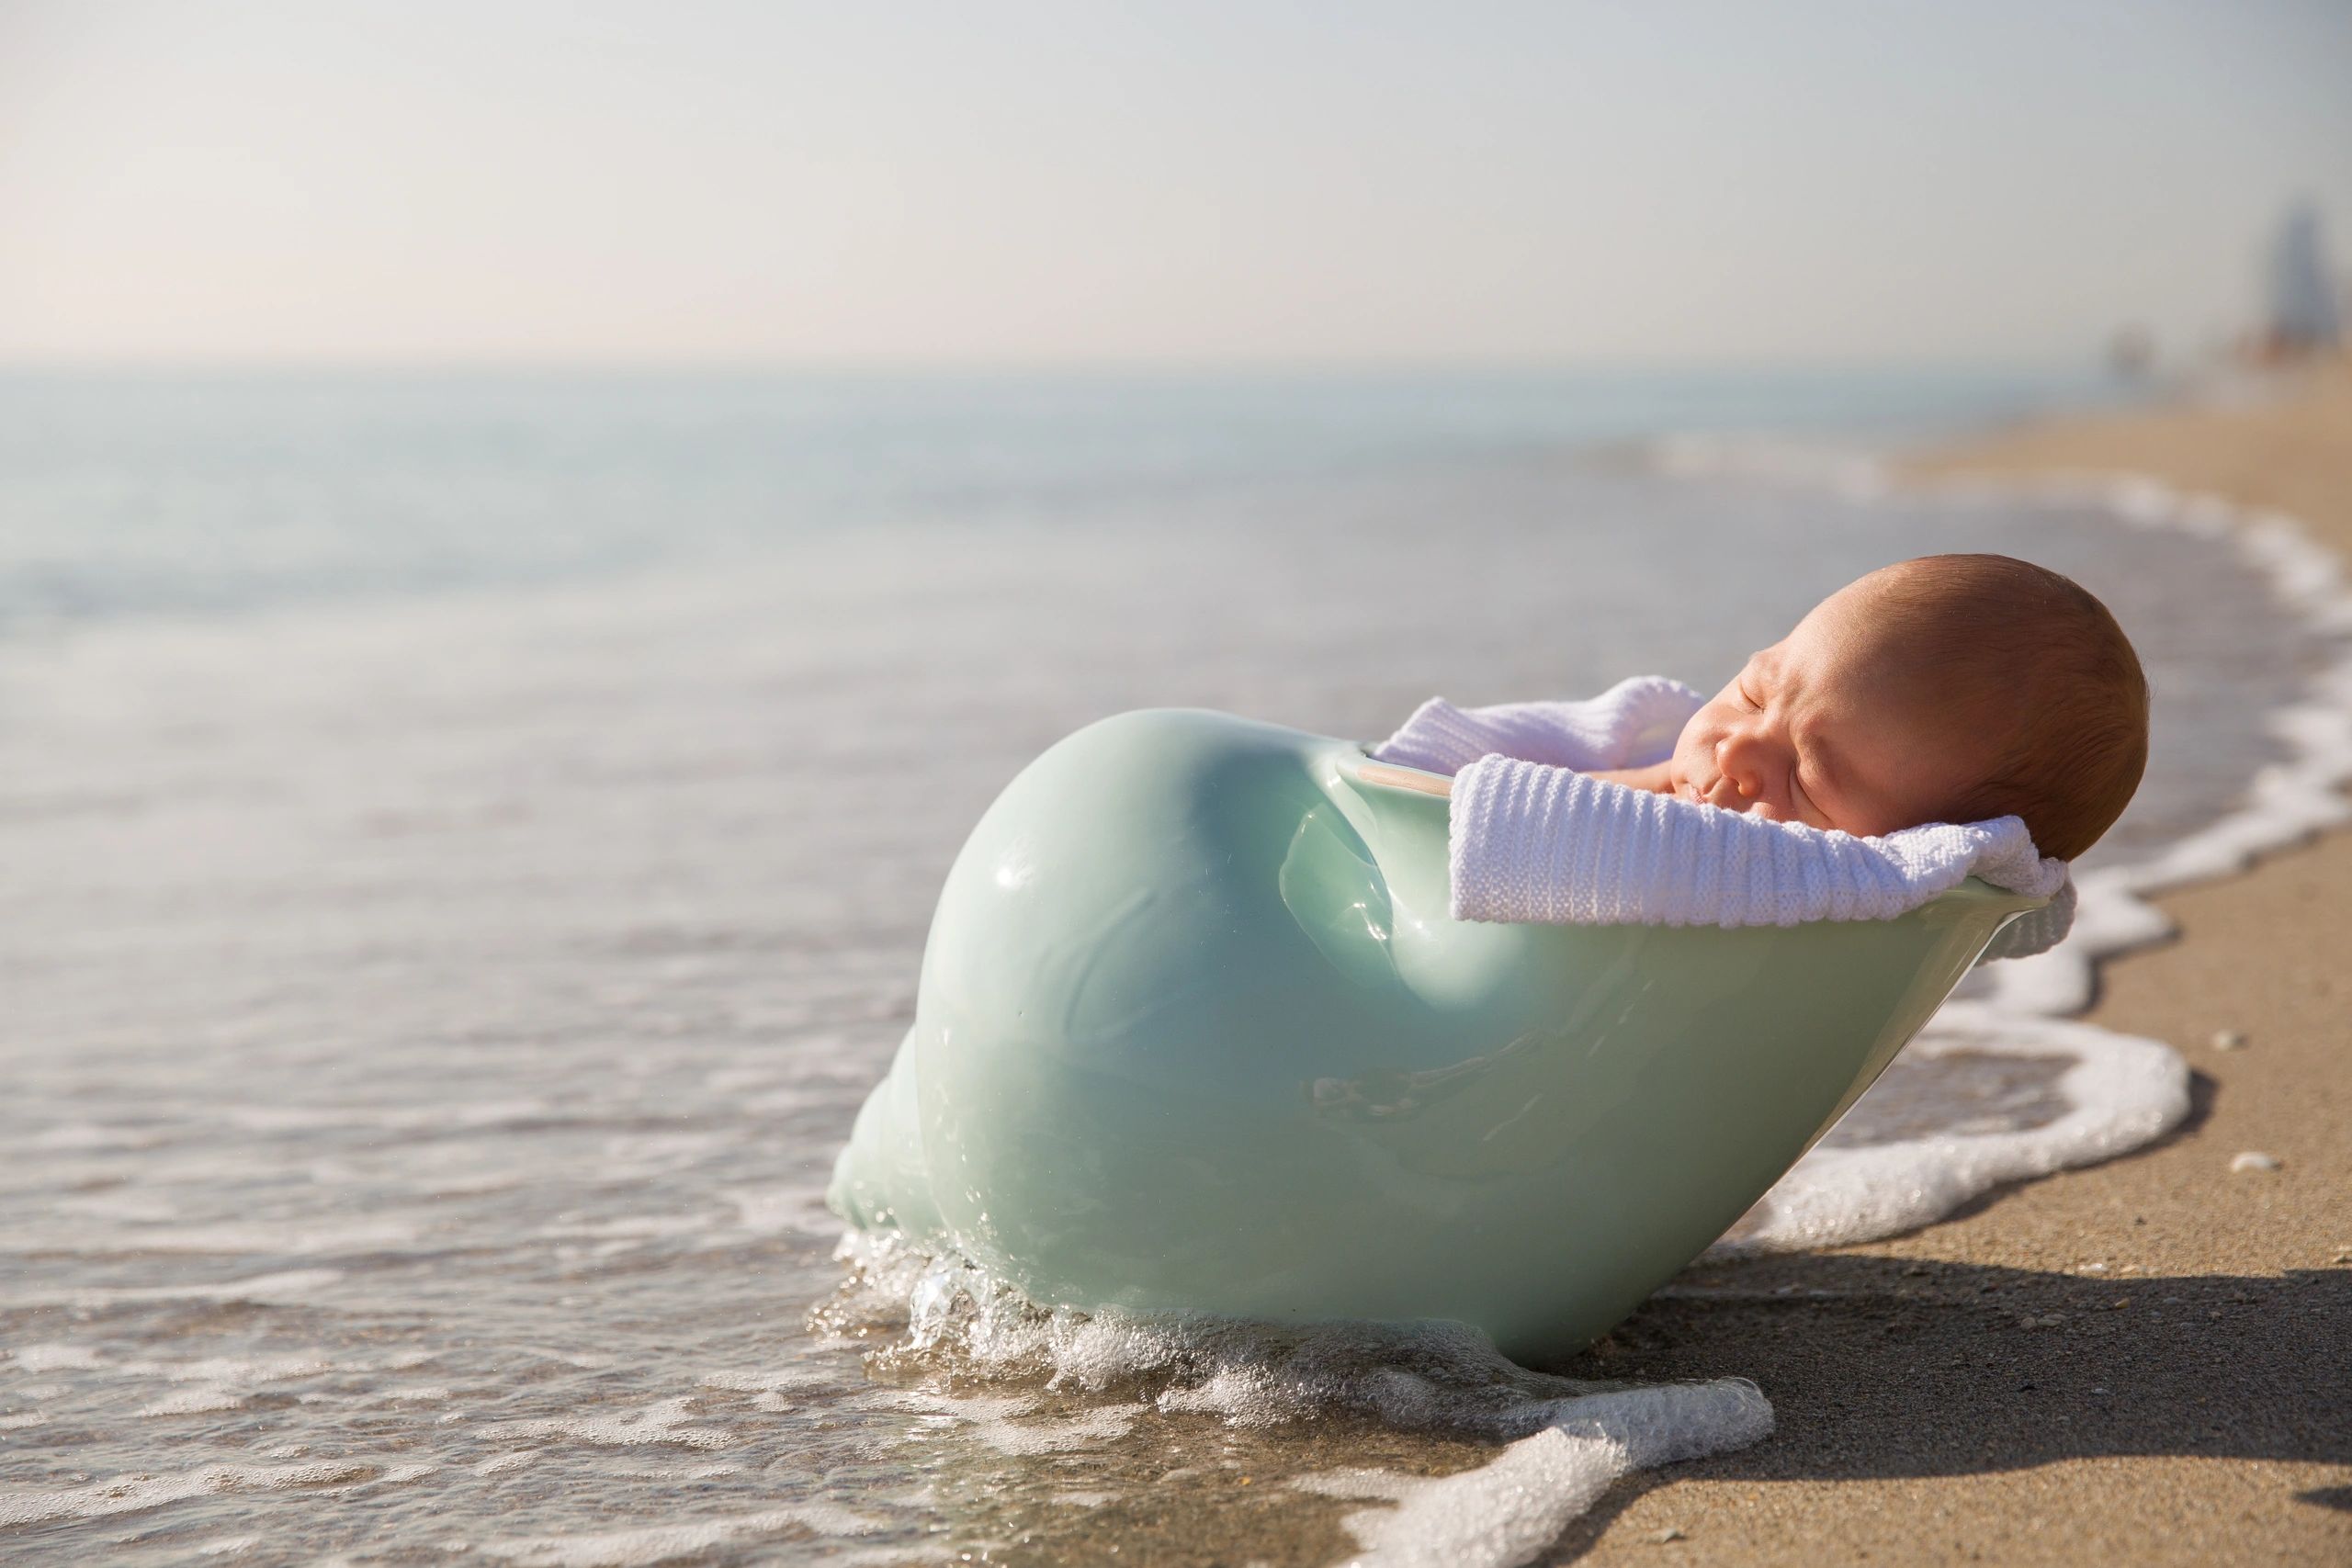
[1542,1249,2350,1560]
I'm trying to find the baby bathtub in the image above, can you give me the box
[827,708,2045,1363]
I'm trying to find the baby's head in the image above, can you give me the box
[1667,554,2147,858]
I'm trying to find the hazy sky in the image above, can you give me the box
[2,0,2346,367]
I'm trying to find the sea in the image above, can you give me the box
[0,368,2340,1566]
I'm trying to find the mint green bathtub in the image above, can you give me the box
[827,708,2042,1363]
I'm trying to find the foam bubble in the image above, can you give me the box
[225,1098,552,1134]
[884,1390,1150,1456]
[31,1122,164,1152]
[825,1231,1774,1553]
[140,1386,248,1416]
[537,1213,711,1244]
[0,1461,381,1528]
[485,1397,730,1451]
[695,1367,832,1414]
[9,1344,335,1419]
[835,1231,1704,1432]
[695,1369,832,1393]
[479,1505,882,1567]
[718,1184,834,1236]
[27,1268,346,1307]
[1300,1379,1771,1568]
[57,1219,422,1256]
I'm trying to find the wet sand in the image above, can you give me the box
[1550,359,2352,1565]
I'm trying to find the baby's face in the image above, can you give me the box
[1665,583,1991,838]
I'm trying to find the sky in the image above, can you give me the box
[1,0,2347,368]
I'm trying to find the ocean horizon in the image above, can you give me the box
[0,364,2130,627]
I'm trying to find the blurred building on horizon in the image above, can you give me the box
[2261,202,2343,357]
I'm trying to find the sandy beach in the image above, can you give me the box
[1555,359,2352,1565]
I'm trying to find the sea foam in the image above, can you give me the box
[1295,1382,1772,1568]
[822,1229,1774,1563]
[479,1505,884,1568]
[0,1461,398,1529]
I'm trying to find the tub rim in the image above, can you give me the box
[1338,744,2053,920]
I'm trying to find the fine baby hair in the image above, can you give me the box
[1850,554,2147,861]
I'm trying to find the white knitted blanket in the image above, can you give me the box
[1372,677,2075,959]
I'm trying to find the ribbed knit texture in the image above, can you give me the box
[1372,680,2074,959]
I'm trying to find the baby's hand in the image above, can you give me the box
[1586,760,1676,795]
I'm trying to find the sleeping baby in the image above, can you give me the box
[1391,553,2148,863]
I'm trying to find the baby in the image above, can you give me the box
[1432,553,2149,860]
